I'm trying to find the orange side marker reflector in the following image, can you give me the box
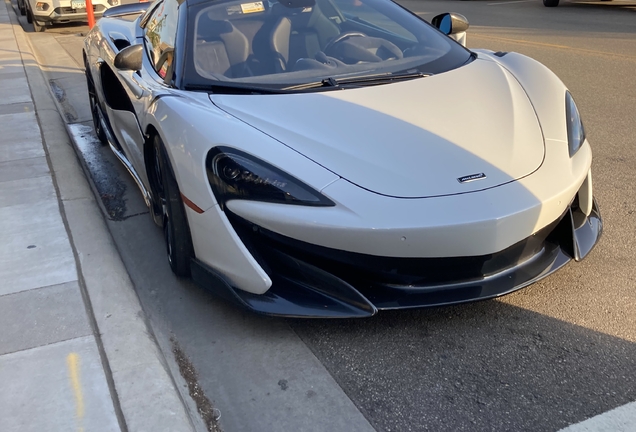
[181,193,205,214]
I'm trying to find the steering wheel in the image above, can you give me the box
[324,31,368,53]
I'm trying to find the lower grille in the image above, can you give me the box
[227,208,570,291]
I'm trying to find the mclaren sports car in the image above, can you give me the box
[83,0,602,317]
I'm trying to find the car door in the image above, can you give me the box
[107,0,180,186]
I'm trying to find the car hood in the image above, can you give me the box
[210,58,544,198]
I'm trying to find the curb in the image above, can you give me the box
[5,4,198,432]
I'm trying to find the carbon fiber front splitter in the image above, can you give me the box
[191,200,602,318]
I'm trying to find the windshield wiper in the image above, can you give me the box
[184,82,285,95]
[186,71,430,94]
[338,71,430,85]
[281,71,430,91]
[281,77,340,91]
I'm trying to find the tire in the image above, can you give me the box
[19,2,26,16]
[26,8,32,23]
[543,0,559,6]
[33,19,46,32]
[85,63,108,145]
[152,135,193,277]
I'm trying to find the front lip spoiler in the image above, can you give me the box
[190,259,377,319]
[191,200,602,318]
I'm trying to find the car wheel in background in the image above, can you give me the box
[26,7,32,22]
[153,135,193,277]
[32,18,46,32]
[543,0,559,6]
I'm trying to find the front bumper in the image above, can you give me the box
[191,198,602,318]
[34,5,106,23]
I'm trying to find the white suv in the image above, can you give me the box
[25,0,118,31]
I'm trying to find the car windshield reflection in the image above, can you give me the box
[184,0,471,89]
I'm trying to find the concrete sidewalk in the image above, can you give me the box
[0,2,198,431]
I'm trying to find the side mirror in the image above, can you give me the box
[431,13,469,46]
[114,44,143,71]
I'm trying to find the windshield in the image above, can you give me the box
[183,0,471,90]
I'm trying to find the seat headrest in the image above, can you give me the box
[197,19,235,41]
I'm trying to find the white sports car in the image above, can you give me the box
[84,0,601,317]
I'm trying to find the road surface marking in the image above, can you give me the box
[560,401,636,431]
[67,352,85,432]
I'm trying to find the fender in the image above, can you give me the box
[144,94,339,213]
[475,50,569,142]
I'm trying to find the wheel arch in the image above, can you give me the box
[143,123,183,190]
[143,124,160,179]
[142,97,222,213]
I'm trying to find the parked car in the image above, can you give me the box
[83,0,602,317]
[25,0,114,31]
[544,0,612,6]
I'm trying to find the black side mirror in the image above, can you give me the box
[431,13,469,36]
[114,44,143,71]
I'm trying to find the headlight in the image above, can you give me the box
[566,91,586,157]
[206,147,335,209]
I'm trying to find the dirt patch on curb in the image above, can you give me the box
[171,338,222,432]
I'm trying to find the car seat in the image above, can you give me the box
[254,1,340,73]
[195,18,252,78]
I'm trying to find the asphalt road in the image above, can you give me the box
[15,1,636,431]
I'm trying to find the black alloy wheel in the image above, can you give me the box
[84,64,107,145]
[152,135,193,277]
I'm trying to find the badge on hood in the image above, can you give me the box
[458,173,487,183]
